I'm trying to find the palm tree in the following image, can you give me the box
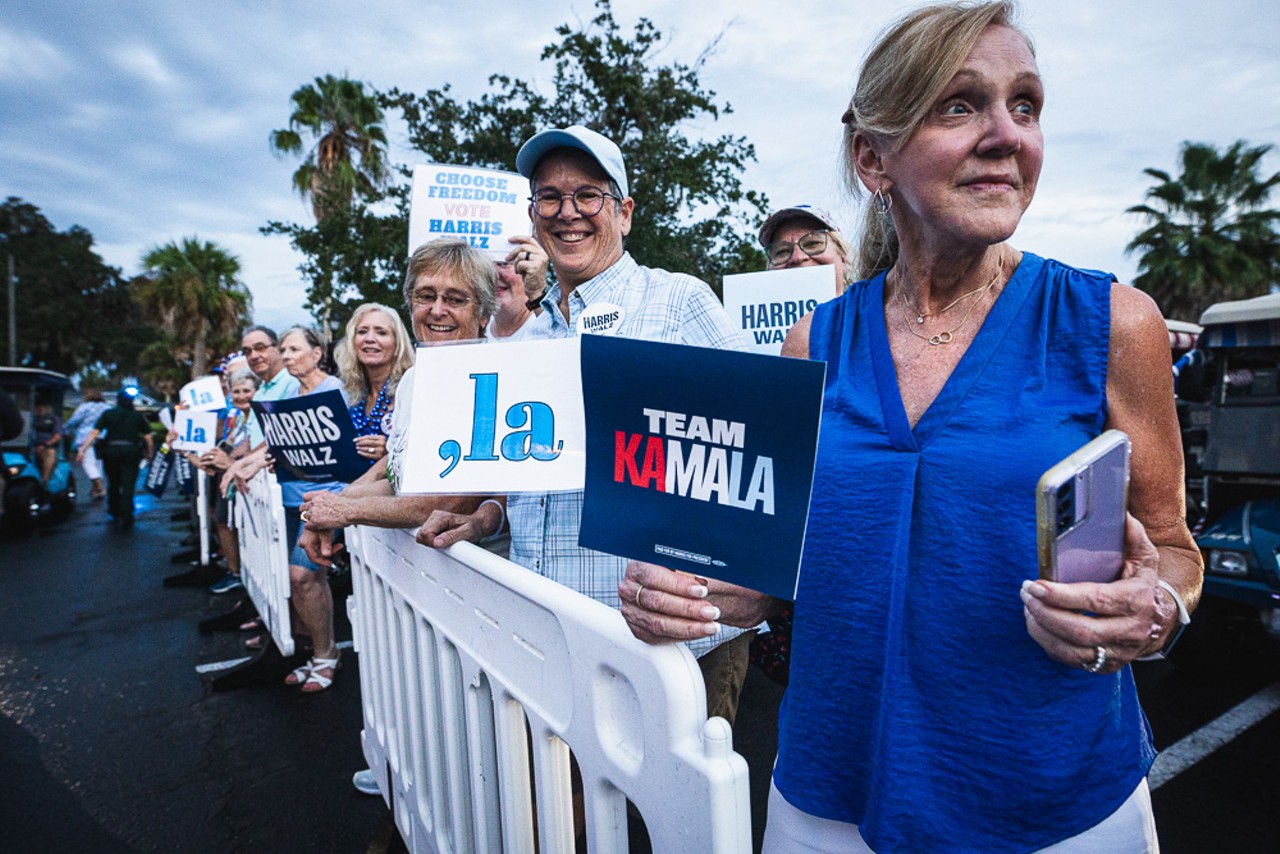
[269,74,389,221]
[136,238,252,378]
[1127,140,1280,321]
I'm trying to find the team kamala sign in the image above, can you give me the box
[251,390,366,484]
[578,336,824,600]
[721,265,839,354]
[398,334,825,600]
[408,163,532,260]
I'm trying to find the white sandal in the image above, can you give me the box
[284,661,313,686]
[300,656,340,693]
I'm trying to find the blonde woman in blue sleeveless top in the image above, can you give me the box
[620,3,1201,850]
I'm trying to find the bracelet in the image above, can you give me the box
[1136,579,1191,661]
[478,499,506,539]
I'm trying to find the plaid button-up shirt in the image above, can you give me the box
[508,252,750,658]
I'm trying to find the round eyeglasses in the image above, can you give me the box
[766,230,831,267]
[529,187,620,219]
[410,289,473,308]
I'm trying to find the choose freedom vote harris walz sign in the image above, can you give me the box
[251,390,368,484]
[408,163,531,261]
[578,336,826,601]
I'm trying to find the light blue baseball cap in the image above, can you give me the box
[516,125,629,198]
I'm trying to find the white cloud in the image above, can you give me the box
[105,43,177,88]
[0,27,71,83]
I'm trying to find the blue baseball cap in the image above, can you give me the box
[516,125,629,198]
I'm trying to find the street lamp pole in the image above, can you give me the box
[6,251,14,366]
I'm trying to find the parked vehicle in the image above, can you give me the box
[0,367,77,532]
[1175,293,1280,638]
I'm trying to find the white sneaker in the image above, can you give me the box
[352,768,380,796]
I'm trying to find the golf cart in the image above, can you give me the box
[1,367,77,531]
[1175,293,1280,637]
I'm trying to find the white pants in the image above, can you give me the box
[80,445,104,480]
[763,778,1158,853]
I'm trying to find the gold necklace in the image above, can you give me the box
[895,251,1004,346]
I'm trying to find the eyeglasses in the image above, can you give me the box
[410,289,473,308]
[241,342,274,355]
[529,187,620,219]
[766,230,831,267]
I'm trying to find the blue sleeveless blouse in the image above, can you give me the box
[773,253,1155,851]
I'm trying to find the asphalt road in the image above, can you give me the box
[0,489,390,852]
[1,486,1278,852]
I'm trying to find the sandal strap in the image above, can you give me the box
[303,670,333,690]
[310,656,340,670]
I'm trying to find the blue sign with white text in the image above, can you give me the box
[251,390,366,484]
[578,336,825,601]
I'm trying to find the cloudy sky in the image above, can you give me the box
[3,0,1279,332]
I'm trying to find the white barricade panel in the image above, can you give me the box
[347,525,751,854]
[234,471,294,657]
[196,470,210,566]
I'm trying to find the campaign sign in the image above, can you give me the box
[179,375,226,412]
[578,336,825,601]
[251,390,366,483]
[722,265,838,354]
[145,446,174,497]
[399,338,585,494]
[171,409,217,453]
[174,448,196,495]
[408,163,531,260]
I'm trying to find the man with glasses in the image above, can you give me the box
[758,204,852,292]
[421,125,756,726]
[240,325,300,448]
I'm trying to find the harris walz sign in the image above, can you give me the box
[251,390,366,484]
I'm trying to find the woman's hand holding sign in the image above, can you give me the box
[620,560,782,644]
[505,236,549,308]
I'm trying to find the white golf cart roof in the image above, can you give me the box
[1198,292,1280,326]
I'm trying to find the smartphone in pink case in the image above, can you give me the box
[1036,430,1131,584]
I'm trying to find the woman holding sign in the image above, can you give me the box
[271,326,349,692]
[298,240,499,569]
[229,326,347,690]
[621,2,1201,850]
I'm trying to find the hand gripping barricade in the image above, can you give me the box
[347,526,752,854]
[234,470,294,656]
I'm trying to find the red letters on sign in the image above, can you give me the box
[614,431,666,491]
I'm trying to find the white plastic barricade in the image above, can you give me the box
[196,470,211,566]
[234,471,294,657]
[347,525,752,854]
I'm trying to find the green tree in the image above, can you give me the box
[269,74,390,220]
[262,194,410,335]
[136,238,252,379]
[269,74,391,327]
[1127,140,1280,320]
[379,0,769,292]
[0,197,152,374]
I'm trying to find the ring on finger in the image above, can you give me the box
[1084,645,1107,673]
[300,510,311,523]
[634,584,645,608]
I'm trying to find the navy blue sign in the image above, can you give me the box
[578,336,825,601]
[174,448,195,495]
[251,390,366,484]
[146,446,174,497]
